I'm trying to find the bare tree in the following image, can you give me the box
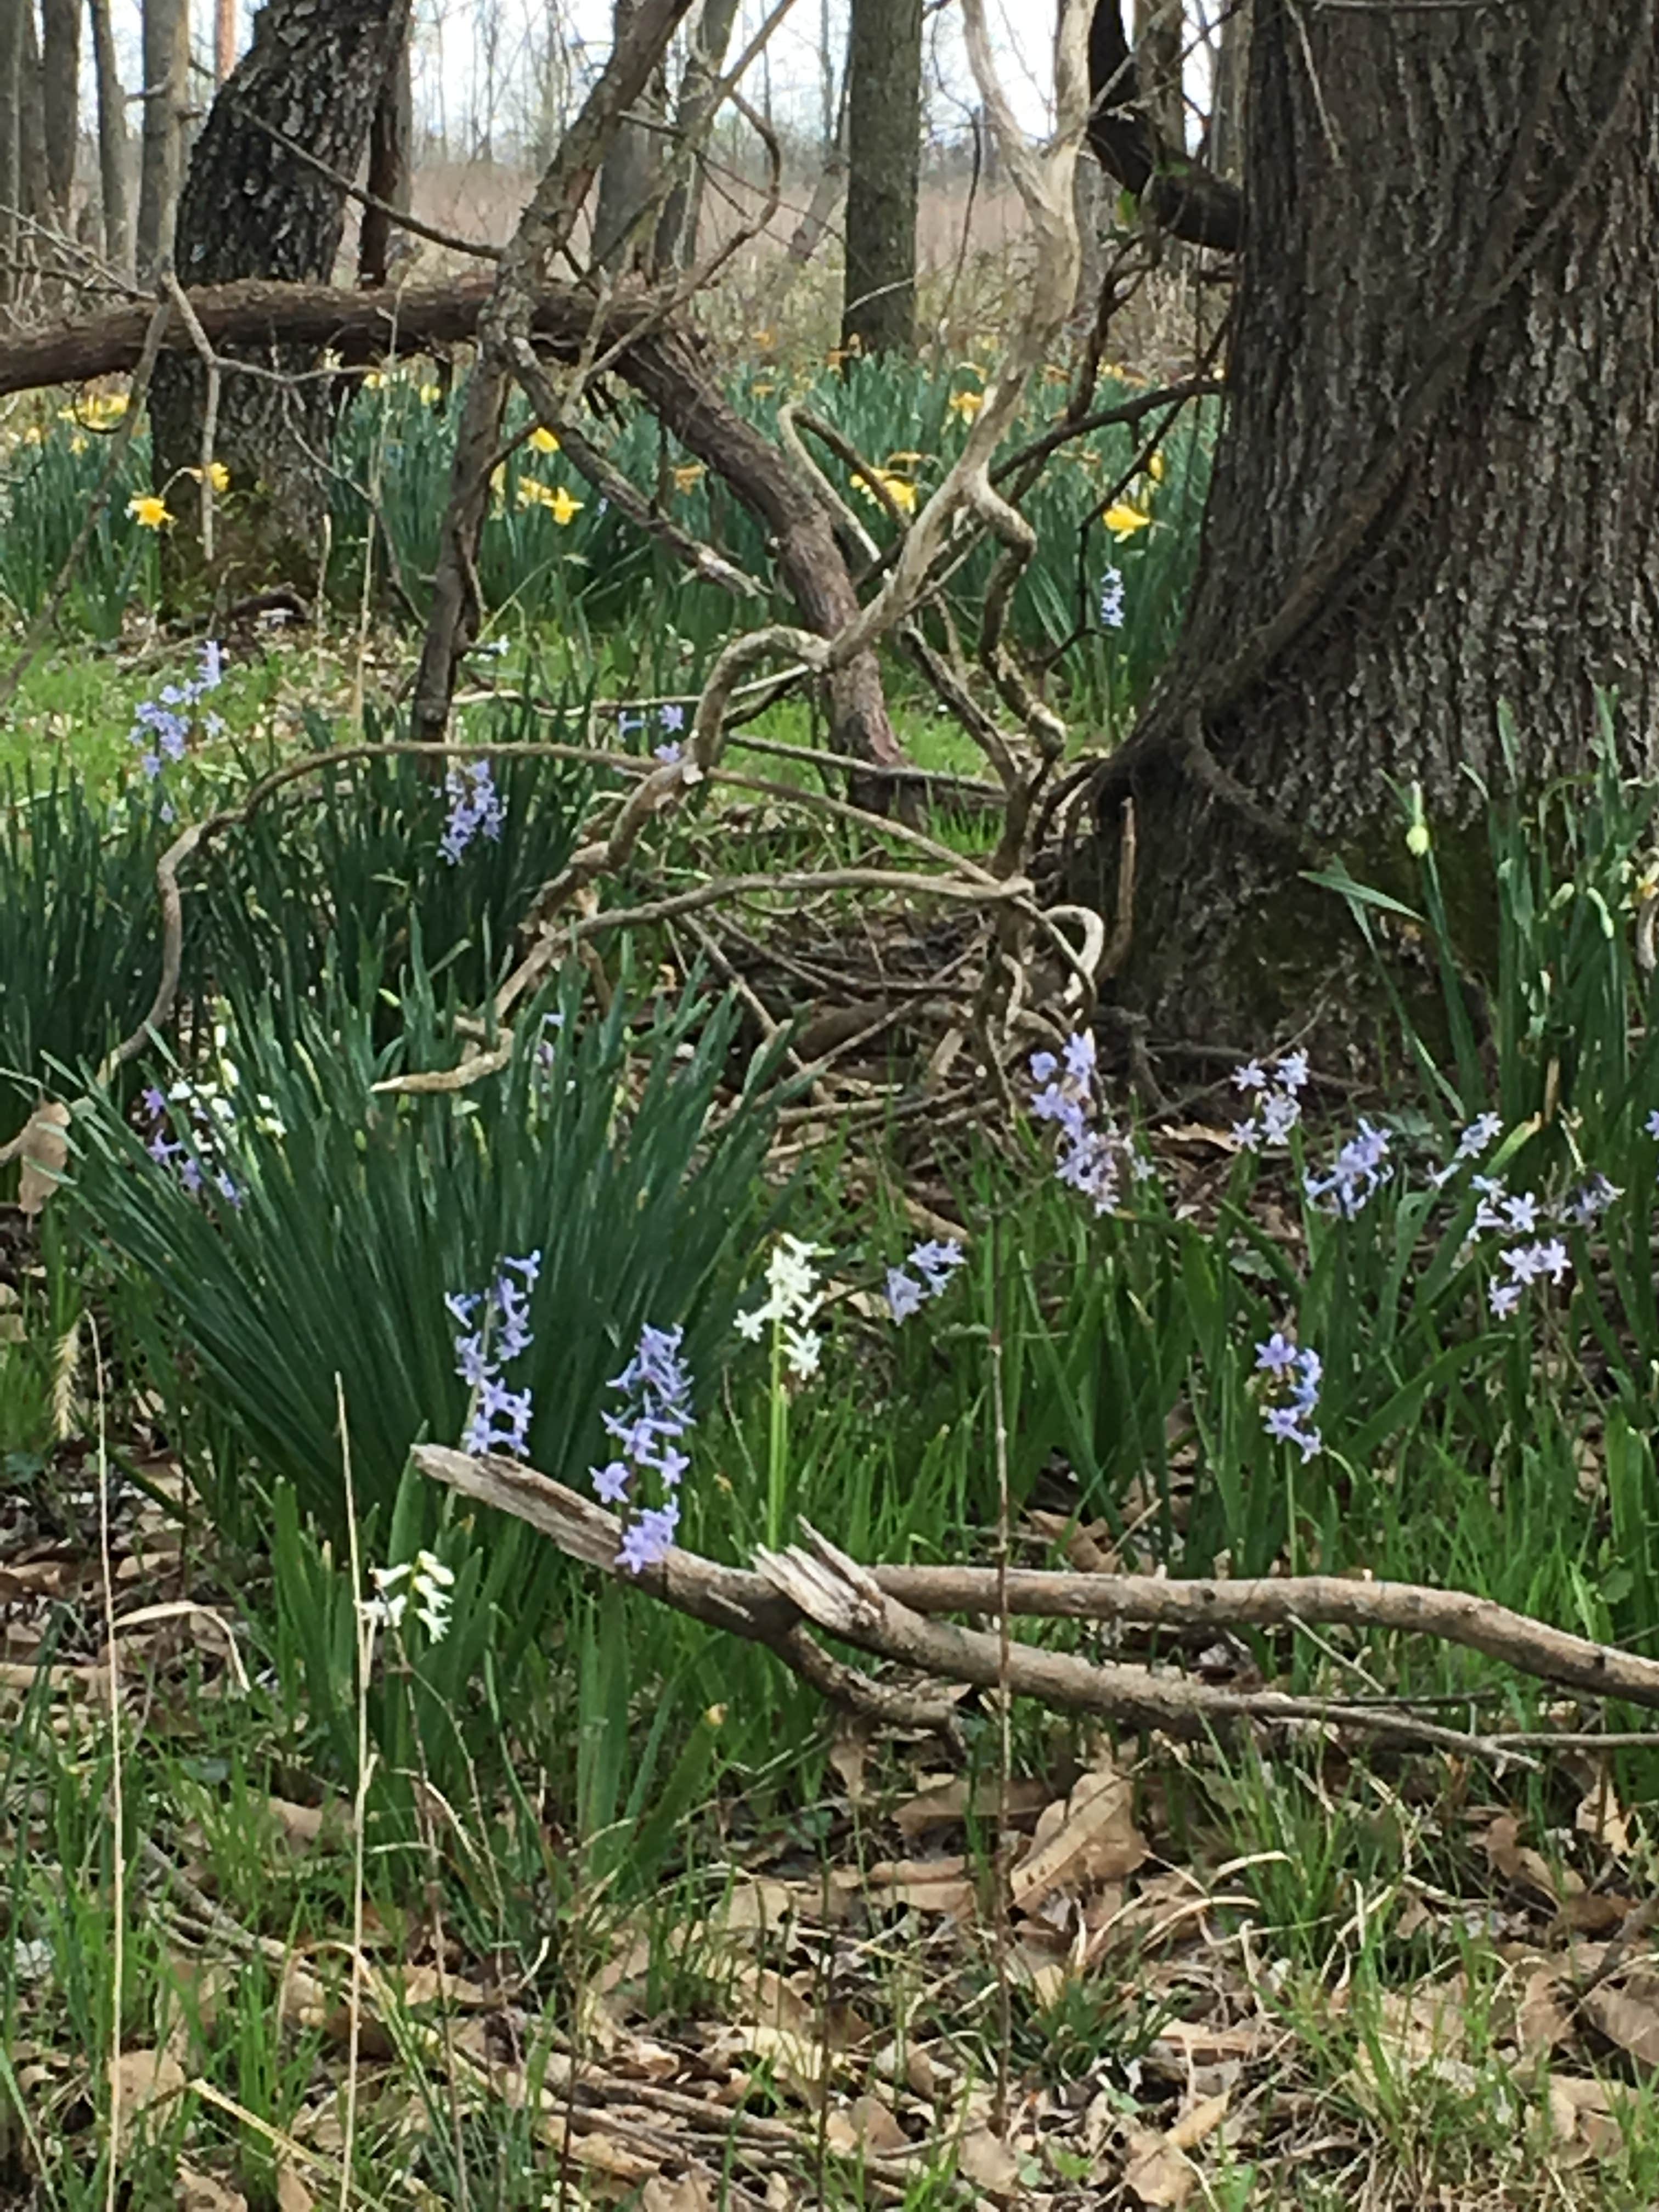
[88,0,129,266]
[592,0,671,272]
[0,0,22,301]
[653,0,740,274]
[840,0,923,355]
[40,0,79,223]
[136,0,190,275]
[359,14,412,284]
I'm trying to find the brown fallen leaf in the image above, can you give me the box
[824,2091,910,2158]
[639,2175,716,2212]
[110,2048,188,2132]
[956,2126,1022,2198]
[177,2166,247,2211]
[1516,1966,1572,2056]
[893,1776,1050,1837]
[274,2170,314,2212]
[1122,2128,1195,2209]
[1576,1776,1634,1858]
[1483,1813,1581,1906]
[1583,1983,1659,2072]
[1009,1767,1147,1915]
[16,1102,70,1217]
[865,1856,979,1918]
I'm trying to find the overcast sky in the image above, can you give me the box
[108,0,1064,156]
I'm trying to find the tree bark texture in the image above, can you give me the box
[652,0,740,274]
[840,0,923,356]
[1132,0,1183,152]
[592,0,669,273]
[1205,0,1249,182]
[358,17,411,286]
[0,0,23,301]
[1084,0,1659,1037]
[88,0,130,268]
[40,0,78,221]
[136,0,189,275]
[149,0,412,594]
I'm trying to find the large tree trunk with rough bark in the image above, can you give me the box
[149,0,411,596]
[840,0,923,357]
[1082,0,1659,1041]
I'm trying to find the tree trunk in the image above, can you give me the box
[358,15,411,285]
[135,0,189,275]
[840,0,923,357]
[1083,0,1659,1040]
[41,0,79,222]
[88,0,130,268]
[652,0,739,274]
[0,0,21,301]
[215,0,236,78]
[149,0,412,595]
[592,0,669,273]
[1132,0,1183,151]
[1206,0,1248,181]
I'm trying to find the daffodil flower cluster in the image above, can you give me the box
[1029,1031,1153,1216]
[447,1253,540,1455]
[735,1234,826,1381]
[1255,1330,1324,1460]
[360,1549,455,1642]
[592,1322,695,1573]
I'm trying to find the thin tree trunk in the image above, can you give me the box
[88,0,129,268]
[1133,0,1184,153]
[41,0,79,222]
[150,0,413,592]
[0,0,21,301]
[1207,0,1248,180]
[592,0,669,273]
[840,0,923,356]
[652,0,739,274]
[136,0,189,275]
[215,0,235,80]
[1084,0,1659,1037]
[358,18,411,285]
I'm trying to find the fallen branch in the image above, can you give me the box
[411,1446,1634,1765]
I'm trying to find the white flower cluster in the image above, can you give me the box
[735,1234,825,1381]
[359,1550,455,1642]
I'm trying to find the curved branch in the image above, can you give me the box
[1086,0,1242,251]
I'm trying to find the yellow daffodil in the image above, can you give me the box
[854,469,917,516]
[516,477,555,509]
[752,326,776,351]
[672,462,705,494]
[86,390,128,422]
[489,463,506,510]
[528,426,560,453]
[751,379,776,398]
[68,433,87,454]
[886,450,924,469]
[1102,500,1151,541]
[1147,451,1166,483]
[21,424,43,445]
[362,369,386,391]
[187,461,232,493]
[548,487,583,527]
[1042,363,1068,386]
[128,494,173,529]
[947,388,985,424]
[419,383,443,405]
